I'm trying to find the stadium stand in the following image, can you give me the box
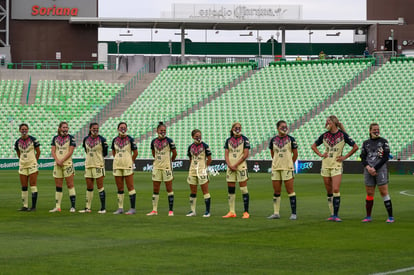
[289,57,414,160]
[98,63,254,158]
[0,80,124,158]
[136,59,375,160]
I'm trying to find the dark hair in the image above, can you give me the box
[89,122,99,136]
[117,122,127,129]
[19,123,29,130]
[58,122,68,135]
[369,123,379,138]
[191,129,201,137]
[276,120,287,129]
[230,122,241,137]
[157,121,166,130]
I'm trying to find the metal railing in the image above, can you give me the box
[6,60,117,70]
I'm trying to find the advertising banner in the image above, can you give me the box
[171,4,302,20]
[11,0,97,20]
[1,159,413,175]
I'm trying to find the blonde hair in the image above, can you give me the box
[328,115,346,132]
[230,122,241,137]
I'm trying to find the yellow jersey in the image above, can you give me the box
[269,135,298,171]
[314,130,355,169]
[51,134,76,166]
[151,137,176,170]
[111,135,137,170]
[187,142,211,177]
[83,135,108,169]
[15,136,40,169]
[224,135,250,171]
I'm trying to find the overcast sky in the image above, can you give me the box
[97,0,367,43]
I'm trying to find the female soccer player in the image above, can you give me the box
[223,122,251,219]
[311,115,358,222]
[147,122,177,216]
[360,123,394,223]
[186,129,212,217]
[111,122,138,215]
[50,122,77,213]
[15,123,40,211]
[268,120,298,220]
[79,123,108,214]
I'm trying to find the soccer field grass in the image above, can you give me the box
[0,171,413,275]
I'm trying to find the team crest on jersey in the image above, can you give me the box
[85,136,100,148]
[114,136,130,149]
[228,136,244,149]
[324,132,344,147]
[154,138,169,151]
[55,135,70,146]
[273,136,290,149]
[18,138,33,150]
[190,143,204,156]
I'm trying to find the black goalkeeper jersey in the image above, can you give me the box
[360,137,390,170]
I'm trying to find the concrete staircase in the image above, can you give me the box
[74,73,157,141]
[134,69,256,143]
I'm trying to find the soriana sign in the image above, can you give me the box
[11,0,97,20]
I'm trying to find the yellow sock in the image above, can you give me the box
[68,187,76,196]
[328,196,334,215]
[152,194,159,211]
[273,196,281,214]
[229,194,236,213]
[190,197,197,213]
[117,193,124,209]
[22,190,29,208]
[86,190,94,209]
[30,186,38,193]
[56,192,63,208]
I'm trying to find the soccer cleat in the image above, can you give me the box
[362,216,372,223]
[333,216,342,222]
[113,208,124,215]
[186,211,196,217]
[202,212,211,218]
[168,211,174,216]
[18,207,29,212]
[267,214,280,219]
[49,207,61,213]
[98,209,106,214]
[222,211,236,218]
[125,209,136,215]
[242,212,250,219]
[78,208,91,213]
[28,208,36,212]
[69,207,76,213]
[146,210,158,216]
[386,217,395,223]
[289,214,297,220]
[326,215,335,221]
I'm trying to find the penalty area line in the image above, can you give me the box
[371,266,414,275]
[399,190,414,197]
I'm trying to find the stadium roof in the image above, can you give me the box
[70,17,405,31]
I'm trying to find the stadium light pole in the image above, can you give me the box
[308,31,314,60]
[271,35,274,57]
[115,40,121,71]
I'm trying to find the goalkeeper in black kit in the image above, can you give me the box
[360,123,394,223]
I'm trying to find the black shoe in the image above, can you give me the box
[18,207,29,211]
[28,207,36,212]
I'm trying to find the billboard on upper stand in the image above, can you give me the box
[11,0,97,20]
[170,3,302,20]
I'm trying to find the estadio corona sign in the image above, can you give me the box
[12,0,97,20]
[171,3,302,20]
